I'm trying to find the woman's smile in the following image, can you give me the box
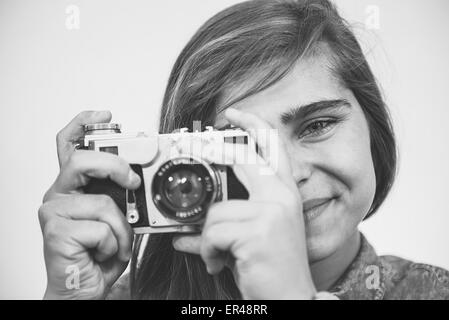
[302,197,334,223]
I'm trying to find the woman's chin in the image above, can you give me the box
[303,200,350,263]
[305,232,338,263]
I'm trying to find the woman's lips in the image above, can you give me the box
[302,197,333,222]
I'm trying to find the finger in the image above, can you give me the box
[39,194,133,262]
[201,222,247,275]
[204,200,259,230]
[45,218,119,263]
[72,220,118,262]
[201,201,257,276]
[172,201,269,256]
[223,252,236,275]
[224,108,297,191]
[52,150,141,195]
[225,109,274,160]
[172,234,201,255]
[57,110,112,168]
[99,255,130,286]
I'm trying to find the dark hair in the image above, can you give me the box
[131,0,397,299]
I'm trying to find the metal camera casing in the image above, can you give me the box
[81,123,251,234]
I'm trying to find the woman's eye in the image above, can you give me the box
[297,119,336,139]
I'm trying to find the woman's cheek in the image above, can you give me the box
[303,137,374,260]
[323,122,376,221]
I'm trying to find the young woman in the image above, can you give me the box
[39,0,449,299]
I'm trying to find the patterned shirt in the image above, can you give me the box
[330,234,449,299]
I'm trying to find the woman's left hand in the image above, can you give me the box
[173,108,317,299]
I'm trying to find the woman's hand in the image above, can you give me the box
[38,111,140,299]
[173,108,317,299]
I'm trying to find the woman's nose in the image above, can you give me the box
[284,142,313,188]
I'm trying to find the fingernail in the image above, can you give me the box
[172,238,180,251]
[128,170,141,185]
[120,250,132,262]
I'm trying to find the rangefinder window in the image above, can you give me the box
[224,136,248,145]
[99,146,118,155]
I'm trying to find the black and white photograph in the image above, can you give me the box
[0,0,448,303]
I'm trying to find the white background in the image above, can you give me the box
[0,0,448,299]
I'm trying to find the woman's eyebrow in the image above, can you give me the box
[280,99,351,125]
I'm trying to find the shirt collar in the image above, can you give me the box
[329,233,386,300]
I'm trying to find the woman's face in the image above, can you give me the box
[214,54,376,262]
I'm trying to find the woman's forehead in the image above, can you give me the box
[214,54,348,127]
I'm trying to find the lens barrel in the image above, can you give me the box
[151,157,220,222]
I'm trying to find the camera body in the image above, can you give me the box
[80,123,251,234]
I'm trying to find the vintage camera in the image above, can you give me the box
[80,123,252,234]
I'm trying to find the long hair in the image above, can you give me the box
[131,0,397,299]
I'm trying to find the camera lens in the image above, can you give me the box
[152,157,220,222]
[163,169,204,209]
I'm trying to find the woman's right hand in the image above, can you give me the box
[38,111,141,299]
